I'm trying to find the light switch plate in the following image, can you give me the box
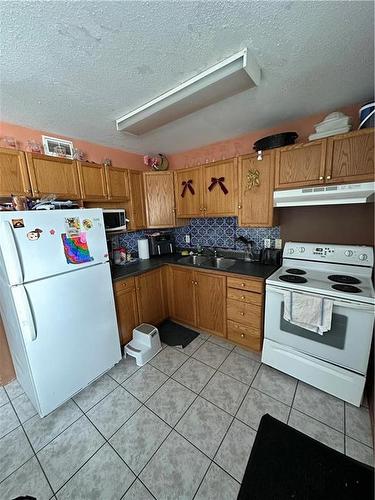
[185,234,191,244]
[264,238,271,248]
[275,239,282,249]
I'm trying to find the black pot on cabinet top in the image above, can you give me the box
[253,132,298,151]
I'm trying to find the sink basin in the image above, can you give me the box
[178,255,210,266]
[205,257,237,269]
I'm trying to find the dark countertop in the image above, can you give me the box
[111,254,278,282]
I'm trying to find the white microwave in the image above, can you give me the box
[102,209,128,232]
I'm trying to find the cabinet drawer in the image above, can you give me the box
[227,276,263,293]
[227,288,262,305]
[113,276,135,293]
[227,320,262,351]
[227,299,262,328]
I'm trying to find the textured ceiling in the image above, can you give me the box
[0,1,373,155]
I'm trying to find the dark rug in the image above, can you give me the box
[158,320,199,348]
[238,414,374,500]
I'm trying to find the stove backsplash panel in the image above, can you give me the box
[114,217,280,254]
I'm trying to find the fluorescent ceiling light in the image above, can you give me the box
[116,48,260,135]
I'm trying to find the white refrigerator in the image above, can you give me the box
[0,208,121,417]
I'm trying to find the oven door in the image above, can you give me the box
[264,285,375,374]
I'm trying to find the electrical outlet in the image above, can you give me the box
[264,238,271,248]
[275,239,282,249]
[185,234,191,244]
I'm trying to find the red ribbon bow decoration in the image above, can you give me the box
[181,179,195,197]
[208,177,228,195]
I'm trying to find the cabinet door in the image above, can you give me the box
[325,129,374,184]
[174,166,203,217]
[25,153,81,199]
[0,148,31,197]
[105,166,130,201]
[136,268,166,325]
[144,171,176,228]
[77,161,108,201]
[114,286,139,345]
[274,141,326,189]
[238,151,275,227]
[194,271,226,337]
[202,158,238,216]
[128,170,146,230]
[169,266,196,327]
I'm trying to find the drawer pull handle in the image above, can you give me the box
[240,312,245,316]
[241,295,245,300]
[240,333,245,338]
[241,283,245,287]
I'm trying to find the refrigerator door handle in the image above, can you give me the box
[12,285,37,342]
[0,221,23,284]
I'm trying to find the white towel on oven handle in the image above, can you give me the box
[283,291,334,335]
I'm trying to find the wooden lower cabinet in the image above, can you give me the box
[113,277,139,345]
[136,268,167,325]
[194,271,226,337]
[168,266,196,326]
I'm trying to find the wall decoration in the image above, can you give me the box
[42,135,74,159]
[246,169,260,190]
[27,228,43,241]
[143,154,169,171]
[61,233,93,264]
[181,179,195,197]
[12,219,24,229]
[208,177,228,194]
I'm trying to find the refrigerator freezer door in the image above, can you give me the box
[19,262,121,416]
[0,209,108,285]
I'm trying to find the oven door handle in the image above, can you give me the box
[266,285,374,312]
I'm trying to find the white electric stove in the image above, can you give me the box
[262,242,375,406]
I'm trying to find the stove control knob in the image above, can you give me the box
[359,254,368,261]
[345,250,353,257]
[299,247,305,253]
[288,248,294,254]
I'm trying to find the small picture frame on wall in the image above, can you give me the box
[42,135,74,159]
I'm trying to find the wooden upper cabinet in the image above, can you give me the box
[202,158,238,216]
[238,151,275,227]
[136,268,166,325]
[174,166,203,218]
[144,171,176,228]
[168,266,196,327]
[25,153,81,199]
[195,271,226,337]
[0,148,31,197]
[127,170,146,230]
[105,166,130,201]
[325,129,374,184]
[274,140,326,189]
[77,161,107,201]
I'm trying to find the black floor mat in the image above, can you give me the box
[158,320,199,348]
[238,414,374,500]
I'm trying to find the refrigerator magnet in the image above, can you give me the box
[49,229,56,235]
[64,217,80,237]
[27,228,43,240]
[61,233,93,264]
[82,218,93,230]
[12,218,24,229]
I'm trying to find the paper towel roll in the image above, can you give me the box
[138,238,150,260]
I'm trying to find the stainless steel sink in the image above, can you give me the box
[178,255,210,266]
[206,257,237,269]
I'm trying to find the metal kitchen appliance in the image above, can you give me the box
[262,242,375,406]
[148,232,175,256]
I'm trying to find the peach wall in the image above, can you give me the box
[0,121,144,169]
[168,103,361,169]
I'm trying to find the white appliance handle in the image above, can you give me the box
[266,285,374,312]
[0,221,23,284]
[12,286,37,342]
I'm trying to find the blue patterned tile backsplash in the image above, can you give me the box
[115,217,280,255]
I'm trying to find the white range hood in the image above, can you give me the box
[274,182,375,207]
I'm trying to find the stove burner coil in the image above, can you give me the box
[279,275,308,284]
[328,275,361,285]
[286,268,307,275]
[332,284,362,293]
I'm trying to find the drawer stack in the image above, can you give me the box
[226,276,264,351]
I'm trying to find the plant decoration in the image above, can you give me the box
[208,177,228,194]
[246,169,260,190]
[143,154,169,171]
